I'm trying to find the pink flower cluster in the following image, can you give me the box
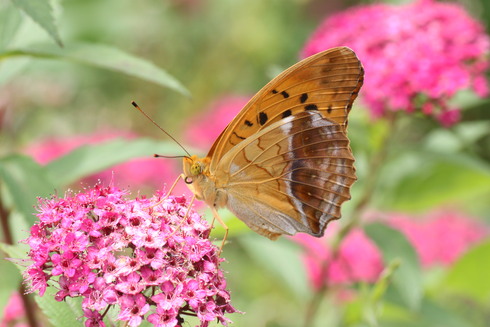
[293,210,487,290]
[302,0,490,126]
[23,185,237,327]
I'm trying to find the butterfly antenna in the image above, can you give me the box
[154,154,189,159]
[131,101,191,157]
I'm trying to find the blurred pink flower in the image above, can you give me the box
[184,95,250,151]
[294,229,383,290]
[386,210,487,267]
[293,210,487,290]
[24,131,188,195]
[0,292,26,327]
[302,0,490,126]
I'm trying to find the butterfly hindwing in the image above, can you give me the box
[213,111,356,239]
[208,47,364,169]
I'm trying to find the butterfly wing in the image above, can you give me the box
[207,46,364,170]
[212,111,356,239]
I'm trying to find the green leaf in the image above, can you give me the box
[0,2,23,50]
[238,234,310,299]
[0,154,56,226]
[0,56,30,84]
[364,223,423,311]
[44,139,188,186]
[424,121,490,154]
[0,250,22,314]
[416,298,472,327]
[377,152,490,211]
[35,295,84,327]
[11,0,62,46]
[4,42,190,95]
[378,299,473,327]
[443,240,490,303]
[0,243,29,264]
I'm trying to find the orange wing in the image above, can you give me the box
[207,47,364,170]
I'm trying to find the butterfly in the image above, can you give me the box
[182,47,364,241]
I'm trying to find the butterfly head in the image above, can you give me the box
[182,155,214,202]
[183,155,203,178]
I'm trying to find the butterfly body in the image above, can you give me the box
[183,47,364,240]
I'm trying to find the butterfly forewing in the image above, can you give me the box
[213,111,356,239]
[208,47,364,169]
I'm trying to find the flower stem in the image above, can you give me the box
[0,190,13,245]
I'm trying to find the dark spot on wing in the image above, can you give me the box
[245,120,253,127]
[281,91,289,98]
[272,89,278,94]
[282,110,292,118]
[259,112,268,125]
[327,105,332,114]
[300,93,308,103]
[232,132,246,140]
[305,104,318,111]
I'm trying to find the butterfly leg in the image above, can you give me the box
[211,206,228,255]
[165,174,183,198]
[151,174,183,208]
[164,194,196,240]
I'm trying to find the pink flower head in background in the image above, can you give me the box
[302,0,490,126]
[24,131,188,196]
[23,185,238,327]
[293,229,383,290]
[0,292,26,327]
[293,210,487,291]
[385,210,488,267]
[184,95,250,151]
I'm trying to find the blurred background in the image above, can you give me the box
[1,0,490,326]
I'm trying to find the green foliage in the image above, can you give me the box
[11,0,62,46]
[0,155,55,226]
[0,251,22,312]
[4,43,190,96]
[444,240,490,303]
[238,234,310,299]
[35,296,84,327]
[365,223,423,311]
[377,151,490,211]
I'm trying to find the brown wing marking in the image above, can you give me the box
[218,111,356,238]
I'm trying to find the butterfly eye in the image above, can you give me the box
[184,176,193,184]
[190,162,202,176]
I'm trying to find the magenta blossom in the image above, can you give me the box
[184,95,250,151]
[302,0,490,126]
[293,210,487,291]
[23,185,238,326]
